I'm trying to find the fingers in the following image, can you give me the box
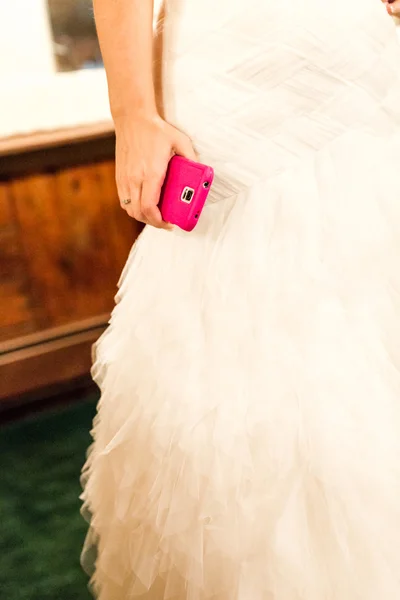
[141,174,172,230]
[385,0,400,15]
[172,130,197,161]
[115,117,197,229]
[116,173,145,222]
[127,177,144,222]
[118,168,172,230]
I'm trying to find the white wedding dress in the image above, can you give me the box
[81,1,400,598]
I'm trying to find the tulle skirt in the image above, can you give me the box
[81,1,400,598]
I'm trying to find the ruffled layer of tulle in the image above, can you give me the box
[81,131,400,600]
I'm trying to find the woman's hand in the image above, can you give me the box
[382,0,400,16]
[115,112,197,229]
[93,0,195,229]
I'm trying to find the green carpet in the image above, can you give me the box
[0,396,98,600]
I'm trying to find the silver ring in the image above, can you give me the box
[122,198,131,206]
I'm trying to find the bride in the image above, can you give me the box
[81,1,400,598]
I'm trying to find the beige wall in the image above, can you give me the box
[0,0,166,138]
[0,0,110,138]
[0,0,56,76]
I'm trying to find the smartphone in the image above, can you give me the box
[159,155,214,231]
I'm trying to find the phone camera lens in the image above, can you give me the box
[203,181,209,188]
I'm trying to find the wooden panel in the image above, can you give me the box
[0,127,143,402]
[0,183,37,341]
[52,161,137,321]
[0,133,116,180]
[95,161,143,267]
[0,323,105,401]
[0,121,113,159]
[9,161,138,331]
[0,313,109,354]
[53,163,117,320]
[0,183,12,226]
[10,173,72,327]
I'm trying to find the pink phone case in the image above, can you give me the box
[159,156,214,231]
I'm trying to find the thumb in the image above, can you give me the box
[172,131,197,161]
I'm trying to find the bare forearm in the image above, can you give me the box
[93,0,156,119]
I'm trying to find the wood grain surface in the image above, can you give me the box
[3,160,139,334]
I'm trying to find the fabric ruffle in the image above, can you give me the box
[81,128,400,599]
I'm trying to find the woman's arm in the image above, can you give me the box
[93,0,156,119]
[93,0,196,229]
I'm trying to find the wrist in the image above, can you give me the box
[113,110,162,137]
[112,103,158,120]
[110,93,158,123]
